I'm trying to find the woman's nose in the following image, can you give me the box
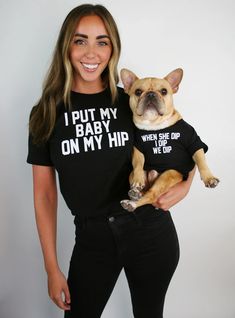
[85,44,97,58]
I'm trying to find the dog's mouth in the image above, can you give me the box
[137,92,165,116]
[146,101,163,113]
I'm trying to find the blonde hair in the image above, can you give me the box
[29,4,121,144]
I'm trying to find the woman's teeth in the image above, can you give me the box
[82,63,99,70]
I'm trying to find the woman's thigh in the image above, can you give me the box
[65,219,122,318]
[124,210,180,318]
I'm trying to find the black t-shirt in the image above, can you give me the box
[27,87,134,217]
[135,119,208,180]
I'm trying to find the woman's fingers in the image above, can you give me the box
[48,270,71,310]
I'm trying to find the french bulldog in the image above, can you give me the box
[120,68,219,212]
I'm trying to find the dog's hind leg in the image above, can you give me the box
[121,169,183,212]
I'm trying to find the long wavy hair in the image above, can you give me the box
[29,4,121,144]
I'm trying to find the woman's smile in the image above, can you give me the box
[81,62,99,72]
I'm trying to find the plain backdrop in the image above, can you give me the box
[0,0,234,317]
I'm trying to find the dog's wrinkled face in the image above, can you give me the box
[121,68,183,129]
[128,77,173,119]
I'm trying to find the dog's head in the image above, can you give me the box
[121,68,183,129]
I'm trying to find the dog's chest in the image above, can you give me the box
[134,119,195,171]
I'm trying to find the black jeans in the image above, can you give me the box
[65,206,180,318]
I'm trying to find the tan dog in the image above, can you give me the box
[120,68,219,212]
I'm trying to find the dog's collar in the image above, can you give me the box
[134,110,182,131]
[135,120,173,131]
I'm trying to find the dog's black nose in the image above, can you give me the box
[146,91,156,99]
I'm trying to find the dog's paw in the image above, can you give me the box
[147,170,159,183]
[120,200,137,212]
[128,188,142,201]
[204,177,220,188]
[130,182,145,192]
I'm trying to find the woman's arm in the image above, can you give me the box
[32,165,70,310]
[154,167,196,211]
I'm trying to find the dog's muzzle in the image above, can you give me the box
[136,91,164,116]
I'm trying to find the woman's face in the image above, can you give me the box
[70,15,112,93]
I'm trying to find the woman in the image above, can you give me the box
[27,4,195,318]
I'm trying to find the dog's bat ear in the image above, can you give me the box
[120,69,138,93]
[164,68,183,93]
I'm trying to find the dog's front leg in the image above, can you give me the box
[128,147,146,200]
[121,169,183,212]
[193,149,219,188]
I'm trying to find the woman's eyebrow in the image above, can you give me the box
[96,35,110,40]
[74,33,88,38]
[74,33,110,40]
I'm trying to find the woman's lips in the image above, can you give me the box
[81,63,99,72]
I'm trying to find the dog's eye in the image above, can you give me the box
[160,88,168,96]
[135,89,142,97]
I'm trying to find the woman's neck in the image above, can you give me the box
[72,78,104,94]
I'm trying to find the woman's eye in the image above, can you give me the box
[98,41,109,46]
[160,88,168,96]
[135,89,142,97]
[74,39,85,45]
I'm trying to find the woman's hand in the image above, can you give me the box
[153,167,196,211]
[47,268,71,311]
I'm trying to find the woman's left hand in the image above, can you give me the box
[153,167,196,211]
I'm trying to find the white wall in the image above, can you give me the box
[0,0,234,317]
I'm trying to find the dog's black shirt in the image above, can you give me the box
[27,87,134,217]
[134,119,208,180]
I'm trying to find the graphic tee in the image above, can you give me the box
[134,119,208,180]
[27,87,134,217]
